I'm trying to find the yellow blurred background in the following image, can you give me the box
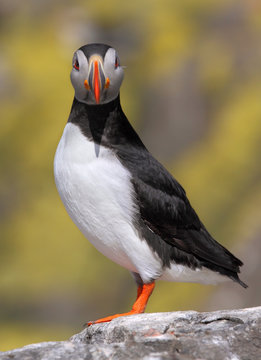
[0,0,261,351]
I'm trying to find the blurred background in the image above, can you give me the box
[0,0,261,351]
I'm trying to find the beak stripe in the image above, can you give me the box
[94,60,100,104]
[99,62,105,88]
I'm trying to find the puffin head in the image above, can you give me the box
[70,43,124,105]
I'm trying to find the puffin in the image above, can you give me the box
[54,43,247,326]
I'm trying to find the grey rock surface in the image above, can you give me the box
[1,307,261,360]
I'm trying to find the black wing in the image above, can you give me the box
[117,145,246,286]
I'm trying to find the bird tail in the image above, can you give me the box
[229,272,248,288]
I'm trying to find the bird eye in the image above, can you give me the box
[115,56,120,69]
[73,58,79,70]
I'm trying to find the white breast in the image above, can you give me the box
[54,123,162,282]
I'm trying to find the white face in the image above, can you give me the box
[70,47,124,105]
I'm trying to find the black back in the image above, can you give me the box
[68,96,247,288]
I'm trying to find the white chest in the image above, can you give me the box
[54,123,138,269]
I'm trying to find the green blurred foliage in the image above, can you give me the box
[0,0,260,351]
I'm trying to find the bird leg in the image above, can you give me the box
[136,284,143,299]
[87,282,155,326]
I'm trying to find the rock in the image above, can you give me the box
[1,307,261,359]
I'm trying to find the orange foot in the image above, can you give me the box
[87,282,155,326]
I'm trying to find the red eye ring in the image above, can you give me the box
[74,59,79,70]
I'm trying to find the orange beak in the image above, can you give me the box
[93,60,100,104]
[85,56,108,104]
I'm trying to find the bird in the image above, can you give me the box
[54,43,247,326]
